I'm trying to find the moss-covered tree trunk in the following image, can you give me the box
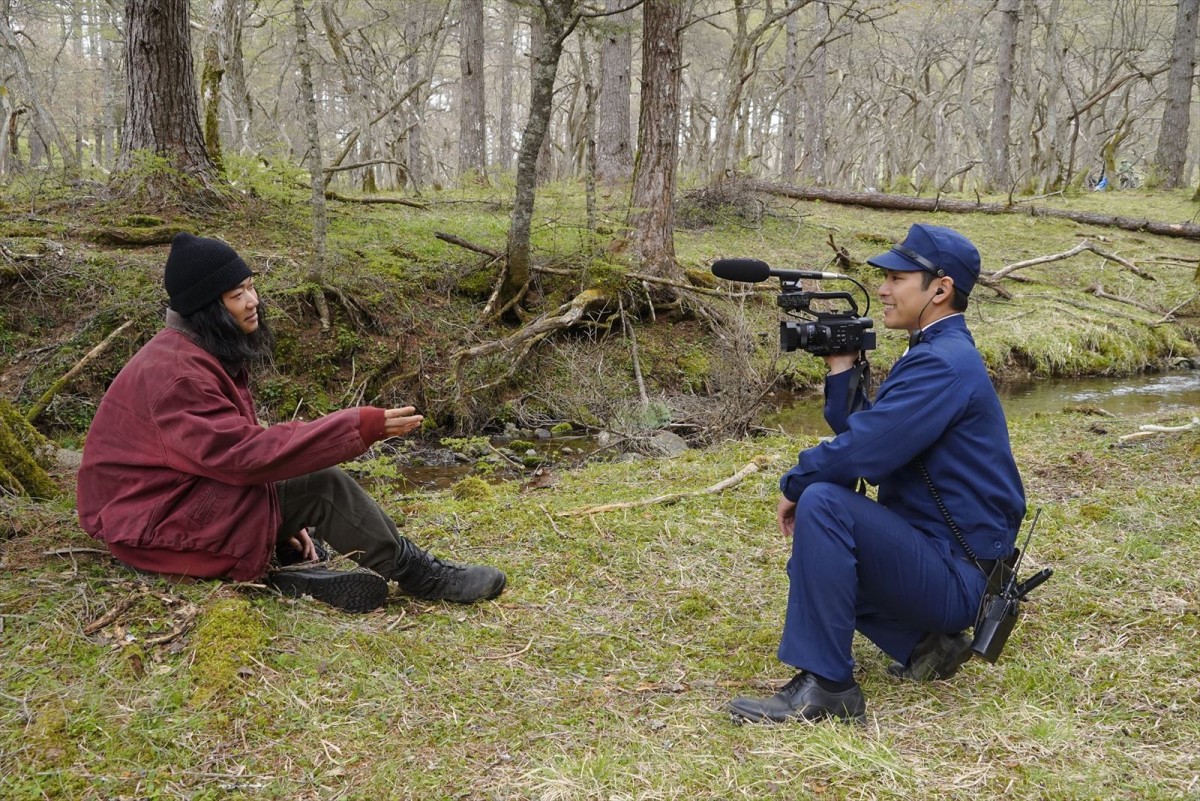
[0,398,56,498]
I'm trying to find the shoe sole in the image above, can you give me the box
[729,707,867,725]
[269,568,387,613]
[888,633,973,681]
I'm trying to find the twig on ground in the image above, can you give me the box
[1117,417,1199,443]
[558,457,775,517]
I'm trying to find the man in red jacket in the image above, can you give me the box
[77,233,506,613]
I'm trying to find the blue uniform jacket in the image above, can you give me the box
[779,315,1026,561]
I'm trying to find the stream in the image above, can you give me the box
[393,371,1200,490]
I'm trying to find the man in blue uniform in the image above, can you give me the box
[729,223,1026,724]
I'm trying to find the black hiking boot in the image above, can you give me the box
[391,538,506,603]
[267,566,387,613]
[887,631,973,681]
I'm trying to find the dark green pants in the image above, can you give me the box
[275,466,412,580]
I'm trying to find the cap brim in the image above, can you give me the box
[867,248,924,272]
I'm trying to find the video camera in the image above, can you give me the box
[710,258,876,357]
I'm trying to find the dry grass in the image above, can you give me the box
[2,405,1198,800]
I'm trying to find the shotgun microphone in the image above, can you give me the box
[711,258,848,283]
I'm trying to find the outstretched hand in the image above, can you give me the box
[383,406,424,437]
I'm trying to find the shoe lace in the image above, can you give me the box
[781,672,810,694]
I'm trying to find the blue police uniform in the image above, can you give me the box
[776,313,1026,683]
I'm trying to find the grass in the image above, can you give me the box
[3,405,1199,799]
[2,179,1199,798]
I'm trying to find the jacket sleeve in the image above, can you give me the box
[781,349,970,501]
[822,368,872,434]
[151,375,380,486]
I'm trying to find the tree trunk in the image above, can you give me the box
[201,0,227,173]
[596,0,634,185]
[778,10,799,180]
[505,1,578,306]
[803,2,828,185]
[1154,0,1199,189]
[405,15,425,191]
[986,0,1020,191]
[293,0,329,307]
[496,1,515,172]
[221,0,252,153]
[458,0,487,180]
[627,0,686,279]
[116,0,222,203]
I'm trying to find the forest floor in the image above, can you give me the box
[1,176,1199,799]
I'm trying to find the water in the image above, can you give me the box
[392,373,1200,488]
[762,371,1200,436]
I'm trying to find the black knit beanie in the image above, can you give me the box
[164,232,253,315]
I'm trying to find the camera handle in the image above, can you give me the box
[842,353,873,422]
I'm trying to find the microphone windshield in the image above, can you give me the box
[711,258,771,283]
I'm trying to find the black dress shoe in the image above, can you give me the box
[728,672,866,724]
[887,631,972,681]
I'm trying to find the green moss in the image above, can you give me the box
[451,475,492,500]
[189,597,269,707]
[550,422,573,435]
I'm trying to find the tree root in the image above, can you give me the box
[450,289,612,398]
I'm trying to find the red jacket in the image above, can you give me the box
[77,313,387,581]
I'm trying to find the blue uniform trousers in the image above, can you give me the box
[777,483,989,683]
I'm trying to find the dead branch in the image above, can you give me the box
[435,231,502,259]
[985,240,1154,284]
[750,180,1200,240]
[26,319,136,424]
[619,298,649,408]
[557,456,776,517]
[83,588,147,635]
[1085,283,1160,314]
[1155,291,1200,326]
[324,190,426,209]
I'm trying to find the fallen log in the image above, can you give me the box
[749,180,1200,241]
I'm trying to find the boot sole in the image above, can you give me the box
[269,568,387,613]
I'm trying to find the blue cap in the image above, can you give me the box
[866,224,981,296]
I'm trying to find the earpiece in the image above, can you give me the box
[934,288,944,295]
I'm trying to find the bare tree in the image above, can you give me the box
[986,0,1020,191]
[596,0,634,184]
[459,0,487,179]
[116,0,221,202]
[292,0,332,330]
[802,1,829,185]
[495,0,516,172]
[504,0,582,306]
[1154,0,1199,188]
[778,9,799,180]
[0,9,76,174]
[628,0,685,279]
